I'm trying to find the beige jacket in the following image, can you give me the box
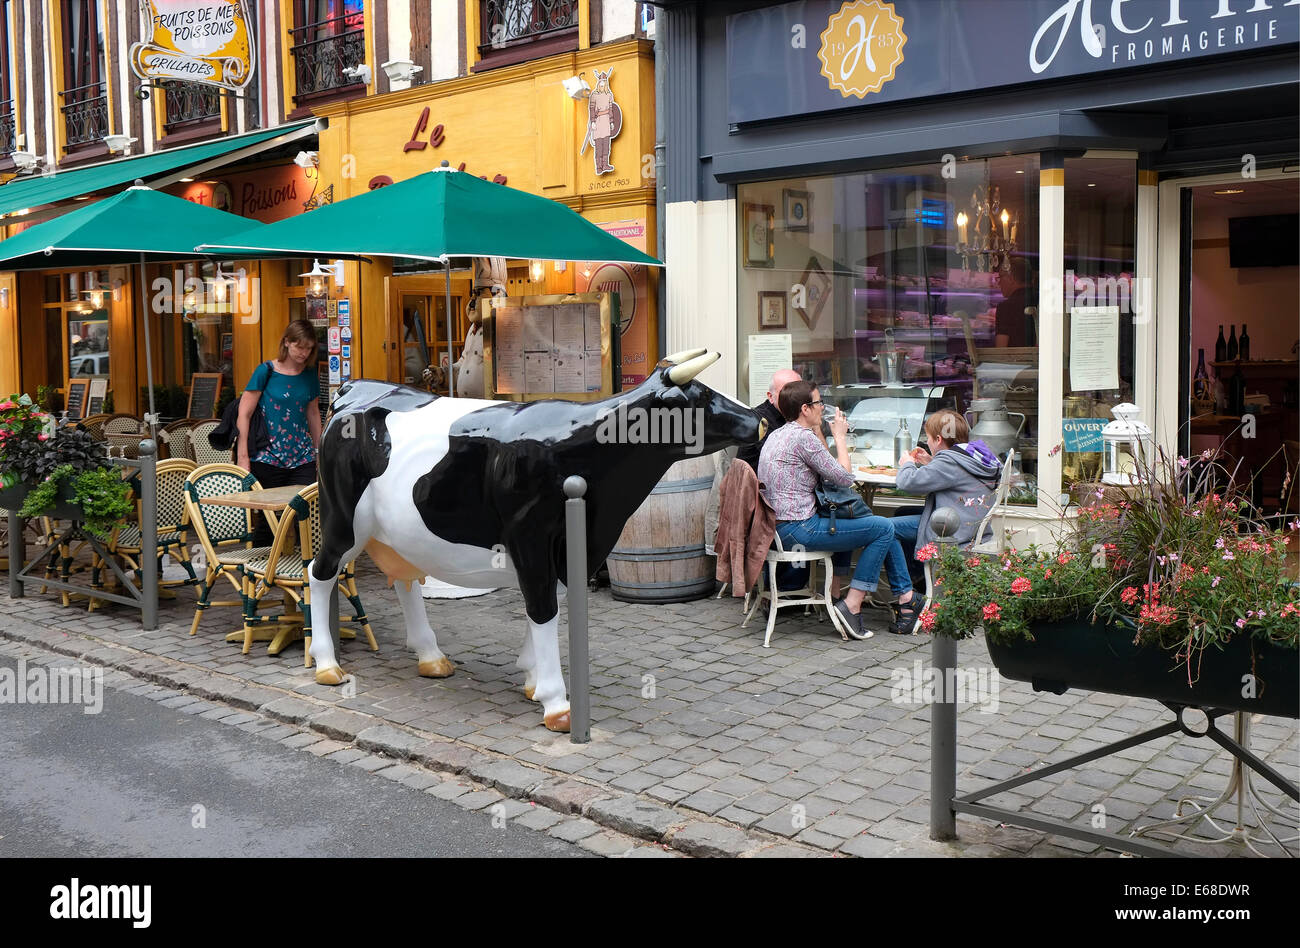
[714,459,776,597]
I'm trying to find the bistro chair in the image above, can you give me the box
[159,418,201,462]
[103,413,145,437]
[91,458,199,611]
[77,414,111,441]
[182,463,278,638]
[189,420,230,466]
[237,482,377,662]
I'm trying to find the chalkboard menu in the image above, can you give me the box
[65,378,90,421]
[188,373,223,419]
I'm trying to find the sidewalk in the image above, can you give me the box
[1,558,1295,858]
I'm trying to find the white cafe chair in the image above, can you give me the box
[742,533,841,648]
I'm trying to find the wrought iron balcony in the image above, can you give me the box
[60,82,110,149]
[480,0,578,51]
[164,82,221,130]
[0,100,15,156]
[289,13,366,100]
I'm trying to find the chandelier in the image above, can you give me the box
[955,181,1018,273]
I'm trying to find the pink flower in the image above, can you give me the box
[1121,587,1139,605]
[982,602,1001,622]
[919,609,937,633]
[1200,449,1212,461]
[1222,552,1235,561]
[1010,577,1032,595]
[37,433,48,441]
[965,557,980,568]
[1211,576,1220,587]
[1215,537,1225,549]
[1047,442,1063,458]
[916,543,939,563]
[1235,618,1247,629]
[1044,569,1052,579]
[1177,457,1189,469]
[1289,519,1300,532]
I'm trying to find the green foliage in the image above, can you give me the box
[18,463,133,538]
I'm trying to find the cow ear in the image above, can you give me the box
[658,387,688,407]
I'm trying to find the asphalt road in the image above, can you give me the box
[0,655,589,858]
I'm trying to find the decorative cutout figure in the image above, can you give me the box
[581,68,622,176]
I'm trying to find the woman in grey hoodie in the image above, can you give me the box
[893,409,1003,562]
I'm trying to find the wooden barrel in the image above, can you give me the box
[607,456,717,603]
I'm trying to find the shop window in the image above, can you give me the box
[289,0,366,106]
[736,156,1041,503]
[163,81,221,135]
[176,261,243,398]
[476,0,579,71]
[59,0,109,153]
[1060,158,1137,490]
[0,0,16,158]
[42,270,112,398]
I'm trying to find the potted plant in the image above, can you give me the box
[18,464,134,537]
[0,395,55,510]
[921,445,1299,718]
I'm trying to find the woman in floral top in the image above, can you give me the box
[757,380,919,638]
[237,319,321,542]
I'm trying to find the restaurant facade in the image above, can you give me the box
[656,0,1299,542]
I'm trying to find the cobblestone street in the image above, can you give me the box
[2,557,1295,858]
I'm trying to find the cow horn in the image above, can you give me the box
[661,347,707,365]
[667,351,719,385]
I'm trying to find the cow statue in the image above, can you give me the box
[308,349,760,732]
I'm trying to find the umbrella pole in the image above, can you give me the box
[138,252,158,436]
[444,255,456,398]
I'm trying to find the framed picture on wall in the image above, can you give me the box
[783,189,812,232]
[742,203,775,268]
[795,256,831,331]
[758,291,787,329]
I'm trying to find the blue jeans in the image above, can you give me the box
[891,514,922,562]
[776,514,911,596]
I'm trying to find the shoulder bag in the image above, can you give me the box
[814,481,870,535]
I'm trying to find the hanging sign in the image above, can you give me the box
[130,1,257,91]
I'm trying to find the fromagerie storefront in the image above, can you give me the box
[657,0,1299,541]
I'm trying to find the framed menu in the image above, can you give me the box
[87,379,108,416]
[65,379,90,421]
[481,293,621,403]
[188,373,224,419]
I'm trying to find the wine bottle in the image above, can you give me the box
[1215,325,1227,362]
[1226,325,1238,361]
[1230,365,1247,416]
[1239,324,1250,361]
[1193,349,1210,400]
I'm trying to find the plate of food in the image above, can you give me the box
[856,465,898,483]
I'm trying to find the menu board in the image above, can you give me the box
[484,293,619,402]
[188,373,224,419]
[87,379,108,416]
[65,379,90,421]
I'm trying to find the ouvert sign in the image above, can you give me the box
[129,0,257,91]
[728,0,1299,124]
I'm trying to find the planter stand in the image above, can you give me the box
[1131,712,1299,856]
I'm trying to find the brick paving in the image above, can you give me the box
[1,553,1296,858]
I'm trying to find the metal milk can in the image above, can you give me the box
[964,397,1025,457]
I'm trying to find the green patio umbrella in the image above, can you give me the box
[198,164,663,395]
[0,182,255,430]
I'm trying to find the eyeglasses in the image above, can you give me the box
[807,400,823,408]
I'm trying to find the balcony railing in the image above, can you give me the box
[289,13,366,100]
[60,81,110,149]
[164,82,221,130]
[0,100,15,155]
[480,0,578,51]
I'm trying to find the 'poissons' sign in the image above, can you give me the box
[130,0,256,91]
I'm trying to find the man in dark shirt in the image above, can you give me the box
[994,256,1035,348]
[738,368,801,471]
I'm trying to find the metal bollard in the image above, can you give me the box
[7,509,22,598]
[564,475,591,744]
[139,439,158,631]
[928,506,963,841]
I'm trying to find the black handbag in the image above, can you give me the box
[208,363,270,457]
[814,482,870,535]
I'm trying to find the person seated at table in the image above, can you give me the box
[737,368,801,472]
[893,409,1003,566]
[758,380,918,638]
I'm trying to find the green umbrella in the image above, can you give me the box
[198,165,663,394]
[0,183,255,430]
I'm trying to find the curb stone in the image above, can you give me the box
[356,724,427,759]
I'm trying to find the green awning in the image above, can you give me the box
[0,120,318,218]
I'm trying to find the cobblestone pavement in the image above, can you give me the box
[1,556,1296,858]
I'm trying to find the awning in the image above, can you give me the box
[0,120,319,220]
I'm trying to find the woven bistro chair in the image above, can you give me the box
[189,419,230,466]
[238,482,376,661]
[159,418,201,462]
[91,458,199,611]
[102,413,145,438]
[182,463,279,638]
[77,414,111,441]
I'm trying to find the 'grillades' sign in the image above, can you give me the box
[130,0,256,91]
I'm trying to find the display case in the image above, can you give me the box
[822,383,957,467]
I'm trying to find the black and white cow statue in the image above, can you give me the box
[308,349,760,732]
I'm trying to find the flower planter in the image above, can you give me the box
[986,620,1298,719]
[1,481,85,522]
[0,483,30,513]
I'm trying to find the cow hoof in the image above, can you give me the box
[418,657,456,678]
[523,683,536,700]
[543,710,571,733]
[315,665,347,686]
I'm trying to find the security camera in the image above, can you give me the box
[381,60,423,84]
[102,134,139,155]
[342,64,372,84]
[9,151,39,173]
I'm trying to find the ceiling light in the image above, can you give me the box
[1087,183,1096,187]
[299,259,344,295]
[562,75,591,99]
[179,177,194,183]
[1214,188,1244,195]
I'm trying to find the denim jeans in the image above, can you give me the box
[889,513,925,589]
[776,514,911,596]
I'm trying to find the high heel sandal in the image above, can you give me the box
[889,595,924,635]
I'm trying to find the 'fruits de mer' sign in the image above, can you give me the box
[129,0,256,91]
